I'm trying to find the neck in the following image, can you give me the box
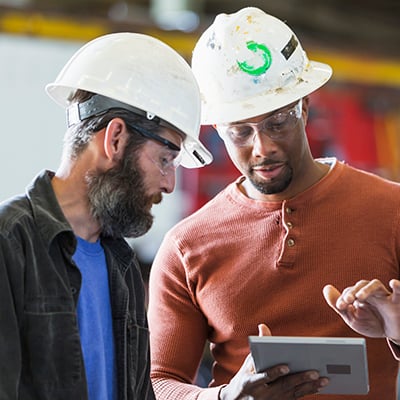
[52,161,101,243]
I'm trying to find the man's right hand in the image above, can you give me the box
[219,324,329,400]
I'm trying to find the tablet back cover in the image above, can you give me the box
[249,336,369,395]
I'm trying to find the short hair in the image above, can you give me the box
[63,90,164,160]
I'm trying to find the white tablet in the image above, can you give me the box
[248,336,369,395]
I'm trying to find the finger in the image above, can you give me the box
[293,377,330,398]
[323,285,357,322]
[246,370,271,387]
[262,364,290,383]
[258,323,272,337]
[322,285,341,311]
[389,279,400,303]
[355,279,390,302]
[341,280,373,303]
[281,370,320,388]
[334,280,379,310]
[243,365,289,389]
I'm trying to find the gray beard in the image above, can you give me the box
[86,149,155,239]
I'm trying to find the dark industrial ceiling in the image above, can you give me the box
[2,0,399,60]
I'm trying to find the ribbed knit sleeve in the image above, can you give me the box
[148,228,224,399]
[148,161,400,400]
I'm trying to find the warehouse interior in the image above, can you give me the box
[0,0,399,59]
[0,0,399,256]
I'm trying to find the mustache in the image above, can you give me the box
[250,159,284,169]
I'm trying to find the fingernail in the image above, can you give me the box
[309,371,319,380]
[320,378,329,386]
[280,366,290,374]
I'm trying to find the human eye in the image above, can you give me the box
[160,156,170,168]
[158,151,174,168]
[264,112,290,132]
[226,125,253,140]
[161,147,182,169]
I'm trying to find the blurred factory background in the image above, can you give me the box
[0,1,399,393]
[0,0,398,57]
[0,0,399,262]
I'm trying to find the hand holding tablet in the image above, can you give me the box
[249,336,369,395]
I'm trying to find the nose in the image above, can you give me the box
[251,130,279,157]
[161,169,176,194]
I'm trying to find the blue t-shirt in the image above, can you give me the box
[73,236,116,400]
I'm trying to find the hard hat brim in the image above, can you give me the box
[201,60,332,125]
[180,136,213,168]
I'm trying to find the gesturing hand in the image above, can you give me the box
[323,279,400,342]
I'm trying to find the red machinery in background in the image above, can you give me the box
[181,83,400,215]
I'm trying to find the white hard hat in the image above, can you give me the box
[46,32,212,168]
[192,7,333,125]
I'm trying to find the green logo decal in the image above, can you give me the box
[237,41,272,76]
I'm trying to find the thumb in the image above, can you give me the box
[323,284,341,310]
[258,323,272,337]
[389,279,400,303]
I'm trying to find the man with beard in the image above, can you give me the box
[147,7,400,400]
[0,33,212,400]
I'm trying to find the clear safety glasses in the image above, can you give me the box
[147,146,183,176]
[127,122,182,176]
[216,99,302,146]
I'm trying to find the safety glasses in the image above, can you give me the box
[216,100,302,146]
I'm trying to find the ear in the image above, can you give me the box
[103,118,128,161]
[301,96,310,123]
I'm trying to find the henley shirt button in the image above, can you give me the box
[286,222,293,229]
[287,238,295,247]
[71,287,77,294]
[285,207,293,214]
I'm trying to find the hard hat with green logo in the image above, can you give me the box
[192,7,332,125]
[46,32,212,168]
